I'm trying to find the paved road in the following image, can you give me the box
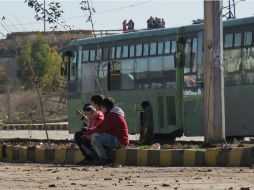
[0,130,205,141]
[0,130,74,140]
[0,163,253,190]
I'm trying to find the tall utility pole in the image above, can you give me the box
[224,0,236,19]
[43,0,46,32]
[204,0,225,143]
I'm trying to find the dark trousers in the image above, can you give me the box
[74,130,96,161]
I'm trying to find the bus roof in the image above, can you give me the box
[68,16,254,47]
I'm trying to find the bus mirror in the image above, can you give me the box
[60,62,67,76]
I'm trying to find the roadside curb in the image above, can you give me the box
[0,124,68,130]
[0,144,254,166]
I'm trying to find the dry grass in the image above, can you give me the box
[0,90,67,123]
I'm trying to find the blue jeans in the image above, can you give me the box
[91,133,120,160]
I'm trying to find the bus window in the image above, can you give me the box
[90,49,95,62]
[164,41,170,54]
[109,61,121,90]
[184,39,192,74]
[143,44,149,56]
[110,47,115,59]
[191,38,198,73]
[244,31,252,46]
[158,42,164,55]
[149,57,163,89]
[234,33,242,47]
[183,75,198,95]
[98,62,108,91]
[135,58,149,89]
[171,41,176,53]
[129,45,135,57]
[163,55,176,88]
[150,42,157,56]
[122,45,129,58]
[103,48,109,60]
[121,59,134,89]
[70,51,77,81]
[224,49,241,85]
[96,48,102,61]
[116,46,121,59]
[242,48,254,84]
[136,44,142,57]
[224,33,233,48]
[82,50,89,63]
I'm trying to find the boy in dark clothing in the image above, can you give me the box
[90,98,129,164]
[74,103,91,160]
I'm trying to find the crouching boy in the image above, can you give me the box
[88,98,129,165]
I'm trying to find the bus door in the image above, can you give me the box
[182,35,204,136]
[61,50,82,133]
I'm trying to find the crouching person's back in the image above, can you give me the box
[88,98,129,165]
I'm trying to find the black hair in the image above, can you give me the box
[83,103,91,112]
[141,101,151,109]
[83,105,96,113]
[101,98,114,112]
[91,95,103,107]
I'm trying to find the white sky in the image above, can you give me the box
[0,0,253,38]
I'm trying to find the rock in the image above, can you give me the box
[104,177,112,181]
[48,184,56,188]
[71,183,76,185]
[240,188,249,190]
[162,183,170,187]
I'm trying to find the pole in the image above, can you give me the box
[5,61,11,122]
[44,0,46,32]
[228,0,231,19]
[233,0,236,18]
[204,0,225,143]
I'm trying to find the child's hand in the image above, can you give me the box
[76,109,83,117]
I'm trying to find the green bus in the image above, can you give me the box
[62,16,254,139]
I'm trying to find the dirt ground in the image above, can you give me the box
[0,163,253,190]
[0,90,67,123]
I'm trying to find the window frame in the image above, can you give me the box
[150,42,157,56]
[224,33,234,48]
[243,31,253,46]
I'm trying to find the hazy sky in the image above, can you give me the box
[0,0,254,38]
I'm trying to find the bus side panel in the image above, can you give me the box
[225,85,254,136]
[68,89,181,135]
[103,89,180,134]
[183,96,204,136]
[68,98,85,134]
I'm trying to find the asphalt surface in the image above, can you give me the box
[0,130,206,142]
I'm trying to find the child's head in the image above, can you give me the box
[101,98,114,114]
[83,106,97,120]
[91,95,103,111]
[82,103,91,112]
